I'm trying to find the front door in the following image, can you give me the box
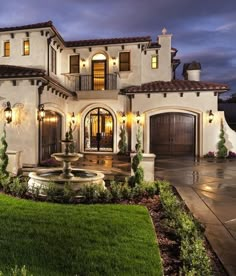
[92,60,106,90]
[40,111,62,162]
[84,108,113,152]
[150,112,195,156]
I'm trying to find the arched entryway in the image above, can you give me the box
[84,107,113,152]
[40,110,62,162]
[92,53,107,90]
[150,112,195,156]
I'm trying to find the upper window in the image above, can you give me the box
[3,41,10,57]
[51,47,57,74]
[119,52,130,71]
[70,55,80,73]
[23,40,30,55]
[151,55,158,69]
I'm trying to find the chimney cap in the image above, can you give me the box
[187,61,201,70]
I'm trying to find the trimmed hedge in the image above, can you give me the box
[158,180,212,276]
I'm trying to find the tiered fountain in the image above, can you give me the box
[28,132,105,195]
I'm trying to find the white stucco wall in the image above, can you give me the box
[0,80,38,165]
[130,91,234,156]
[0,31,48,70]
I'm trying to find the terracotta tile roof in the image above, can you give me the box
[0,21,53,32]
[122,80,229,93]
[0,65,45,77]
[66,36,151,47]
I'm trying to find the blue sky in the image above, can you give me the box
[0,0,235,97]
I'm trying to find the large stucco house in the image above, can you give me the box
[0,21,234,167]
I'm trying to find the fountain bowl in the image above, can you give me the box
[51,153,83,162]
[28,168,105,197]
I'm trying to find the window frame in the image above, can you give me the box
[119,52,130,72]
[151,54,159,69]
[3,41,10,57]
[23,39,30,56]
[51,46,57,74]
[69,55,80,73]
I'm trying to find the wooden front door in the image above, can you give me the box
[92,60,106,90]
[150,113,195,156]
[40,111,62,162]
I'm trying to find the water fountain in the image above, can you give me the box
[28,132,105,196]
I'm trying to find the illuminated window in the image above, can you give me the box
[151,55,158,69]
[23,40,30,55]
[119,52,130,71]
[70,55,80,73]
[51,47,57,74]
[4,41,10,57]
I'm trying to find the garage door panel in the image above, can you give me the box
[150,113,195,156]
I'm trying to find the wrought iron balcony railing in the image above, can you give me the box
[63,74,117,91]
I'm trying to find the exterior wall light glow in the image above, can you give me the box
[4,101,12,124]
[209,110,214,123]
[38,104,45,121]
[136,111,141,124]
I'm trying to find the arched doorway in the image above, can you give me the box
[92,53,107,90]
[150,112,195,156]
[40,110,62,162]
[84,107,113,152]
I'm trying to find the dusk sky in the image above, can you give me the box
[0,0,235,97]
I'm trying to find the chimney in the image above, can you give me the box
[184,61,201,81]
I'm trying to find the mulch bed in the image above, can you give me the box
[139,196,228,276]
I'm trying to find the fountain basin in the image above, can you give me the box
[28,168,105,196]
[51,153,83,162]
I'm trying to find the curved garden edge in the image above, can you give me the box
[0,172,228,275]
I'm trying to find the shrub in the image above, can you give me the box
[217,120,228,158]
[0,125,9,177]
[9,177,28,197]
[180,237,212,276]
[157,180,212,276]
[118,125,128,155]
[203,151,215,158]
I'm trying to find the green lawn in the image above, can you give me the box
[0,194,163,275]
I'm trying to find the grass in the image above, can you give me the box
[0,194,163,275]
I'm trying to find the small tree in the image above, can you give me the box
[217,119,228,158]
[129,125,144,187]
[0,125,9,177]
[68,122,75,153]
[118,125,127,155]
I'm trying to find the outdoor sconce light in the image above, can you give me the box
[136,111,141,124]
[4,101,12,124]
[209,110,214,123]
[81,58,86,67]
[71,112,76,124]
[38,104,45,121]
[112,57,116,66]
[121,112,127,124]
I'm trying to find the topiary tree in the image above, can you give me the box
[0,125,9,177]
[129,125,144,187]
[118,125,128,155]
[217,119,228,158]
[68,122,75,153]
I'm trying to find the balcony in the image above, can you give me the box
[63,74,117,92]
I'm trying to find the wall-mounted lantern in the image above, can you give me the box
[121,112,127,124]
[209,110,214,123]
[112,56,116,66]
[38,104,45,121]
[4,101,12,124]
[71,112,76,124]
[136,111,141,124]
[81,58,86,67]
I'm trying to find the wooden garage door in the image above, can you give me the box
[150,113,195,156]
